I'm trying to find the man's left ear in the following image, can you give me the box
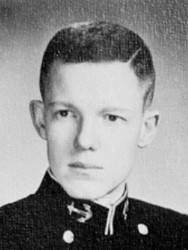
[138,110,160,148]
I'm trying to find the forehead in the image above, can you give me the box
[47,61,143,111]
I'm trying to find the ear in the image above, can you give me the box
[29,100,47,140]
[138,110,160,148]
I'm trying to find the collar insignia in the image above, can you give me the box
[67,202,93,223]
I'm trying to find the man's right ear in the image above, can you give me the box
[29,100,47,140]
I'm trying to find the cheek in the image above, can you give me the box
[102,124,141,167]
[103,126,140,152]
[46,122,76,153]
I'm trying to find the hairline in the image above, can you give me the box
[43,59,154,112]
[40,22,155,110]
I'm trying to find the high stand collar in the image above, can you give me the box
[37,169,129,236]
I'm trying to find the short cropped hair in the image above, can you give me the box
[40,21,155,109]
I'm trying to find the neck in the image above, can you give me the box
[48,167,126,207]
[94,182,126,208]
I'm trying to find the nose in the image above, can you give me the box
[74,118,99,151]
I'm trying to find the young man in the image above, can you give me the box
[1,22,188,249]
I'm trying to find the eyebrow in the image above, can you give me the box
[100,107,132,112]
[47,101,77,110]
[99,107,133,116]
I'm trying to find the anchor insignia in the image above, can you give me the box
[67,202,93,223]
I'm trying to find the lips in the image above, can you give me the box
[68,162,102,170]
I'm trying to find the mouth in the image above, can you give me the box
[68,162,103,170]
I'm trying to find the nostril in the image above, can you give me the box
[74,119,99,151]
[74,131,98,152]
[74,135,96,151]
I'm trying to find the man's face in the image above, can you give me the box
[42,62,145,200]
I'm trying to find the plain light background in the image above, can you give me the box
[0,0,188,213]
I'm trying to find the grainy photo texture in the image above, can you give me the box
[0,0,188,249]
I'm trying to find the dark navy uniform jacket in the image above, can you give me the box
[1,172,188,249]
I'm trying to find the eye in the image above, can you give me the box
[106,114,119,122]
[55,109,77,119]
[105,114,128,123]
[57,110,69,117]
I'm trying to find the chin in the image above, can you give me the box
[62,181,105,201]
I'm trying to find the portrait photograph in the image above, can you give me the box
[0,0,187,249]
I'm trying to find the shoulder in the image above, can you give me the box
[128,198,188,247]
[0,193,51,248]
[129,197,188,222]
[0,195,32,247]
[0,191,51,236]
[0,190,52,225]
[0,191,58,249]
[0,194,39,229]
[0,172,64,234]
